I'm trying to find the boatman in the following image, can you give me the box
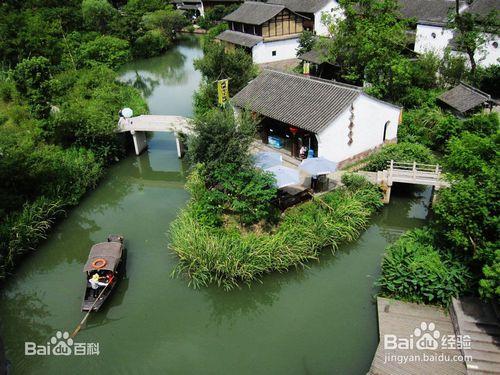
[89,273,109,298]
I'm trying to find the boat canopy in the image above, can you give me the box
[83,242,123,272]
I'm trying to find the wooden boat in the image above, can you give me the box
[81,235,126,312]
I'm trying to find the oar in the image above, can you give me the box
[70,284,109,338]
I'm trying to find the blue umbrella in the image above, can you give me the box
[265,166,300,188]
[254,151,282,170]
[299,157,337,175]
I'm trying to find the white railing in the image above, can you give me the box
[386,160,442,186]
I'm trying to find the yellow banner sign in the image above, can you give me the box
[303,62,310,75]
[217,79,229,105]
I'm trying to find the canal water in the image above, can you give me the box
[0,35,430,374]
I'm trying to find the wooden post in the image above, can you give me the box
[413,161,417,181]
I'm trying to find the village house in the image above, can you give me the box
[216,1,308,63]
[232,69,402,167]
[267,0,342,36]
[399,0,500,67]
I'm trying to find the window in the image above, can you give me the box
[431,32,437,39]
[493,41,498,49]
[272,50,277,56]
[383,121,390,142]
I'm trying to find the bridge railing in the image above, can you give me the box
[387,160,441,183]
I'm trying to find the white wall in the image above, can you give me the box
[416,25,499,67]
[317,95,401,163]
[314,0,343,37]
[415,24,454,57]
[468,33,500,67]
[252,38,300,64]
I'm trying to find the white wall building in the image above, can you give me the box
[217,1,308,64]
[232,70,402,166]
[400,0,500,67]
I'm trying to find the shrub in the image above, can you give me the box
[364,142,436,172]
[444,132,497,177]
[377,229,471,307]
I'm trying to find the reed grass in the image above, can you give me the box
[170,177,383,290]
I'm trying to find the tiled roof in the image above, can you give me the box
[438,82,491,113]
[223,1,285,25]
[267,0,333,14]
[465,0,500,16]
[397,0,459,25]
[216,30,263,48]
[232,69,362,133]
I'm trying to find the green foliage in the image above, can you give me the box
[479,249,500,300]
[12,57,53,117]
[82,0,117,32]
[377,229,471,307]
[364,142,436,172]
[133,29,170,57]
[213,163,278,225]
[188,107,256,178]
[448,9,499,73]
[469,65,500,97]
[320,0,409,91]
[141,7,189,39]
[197,4,238,29]
[444,131,498,177]
[0,197,64,280]
[399,108,498,153]
[171,182,383,289]
[49,66,147,162]
[296,30,316,57]
[77,35,131,70]
[187,107,277,225]
[194,41,257,97]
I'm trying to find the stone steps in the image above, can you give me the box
[451,297,500,374]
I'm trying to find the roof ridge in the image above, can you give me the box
[262,68,362,93]
[459,81,491,99]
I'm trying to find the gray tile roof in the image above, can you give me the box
[398,0,459,25]
[465,0,500,16]
[232,69,362,133]
[267,0,333,14]
[438,82,491,113]
[216,30,263,47]
[223,1,285,25]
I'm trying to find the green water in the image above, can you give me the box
[0,35,431,374]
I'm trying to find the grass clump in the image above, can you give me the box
[170,174,383,290]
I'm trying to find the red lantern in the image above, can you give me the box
[289,126,298,135]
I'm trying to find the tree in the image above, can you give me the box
[77,35,131,70]
[296,30,316,57]
[82,0,117,33]
[12,57,52,117]
[141,7,189,39]
[319,0,409,94]
[188,107,256,180]
[449,6,499,74]
[194,41,257,96]
[188,108,277,225]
